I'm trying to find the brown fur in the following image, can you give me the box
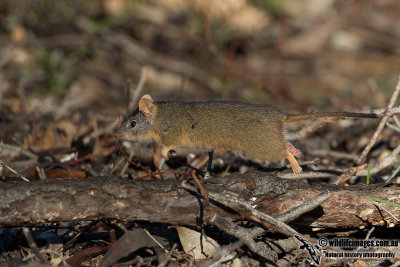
[116,95,377,173]
[152,101,287,161]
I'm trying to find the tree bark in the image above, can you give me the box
[0,172,398,228]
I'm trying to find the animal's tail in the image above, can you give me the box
[285,112,377,123]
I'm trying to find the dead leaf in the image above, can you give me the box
[66,246,109,266]
[99,228,159,267]
[175,226,220,260]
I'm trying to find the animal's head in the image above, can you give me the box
[116,94,158,142]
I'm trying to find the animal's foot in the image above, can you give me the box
[286,149,303,174]
[291,164,303,174]
[161,147,170,159]
[286,141,302,158]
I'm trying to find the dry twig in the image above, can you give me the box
[286,118,335,141]
[0,141,38,160]
[119,67,150,175]
[1,159,30,182]
[181,182,300,237]
[189,171,210,206]
[357,77,400,165]
[119,142,152,176]
[128,66,148,111]
[275,190,331,223]
[157,243,177,267]
[278,171,336,179]
[22,227,47,264]
[335,75,400,184]
[356,145,400,177]
[208,214,277,260]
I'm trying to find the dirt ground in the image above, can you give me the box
[1,0,400,266]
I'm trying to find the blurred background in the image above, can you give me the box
[2,1,400,263]
[1,0,400,164]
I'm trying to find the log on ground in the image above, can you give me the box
[0,172,398,228]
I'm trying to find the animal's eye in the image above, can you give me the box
[129,120,136,128]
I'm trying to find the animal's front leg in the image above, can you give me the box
[161,146,175,159]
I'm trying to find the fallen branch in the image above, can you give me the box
[1,173,399,229]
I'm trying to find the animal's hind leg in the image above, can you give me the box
[286,141,302,158]
[286,150,302,174]
[284,141,302,174]
[286,141,302,173]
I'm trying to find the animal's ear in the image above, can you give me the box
[139,94,157,122]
